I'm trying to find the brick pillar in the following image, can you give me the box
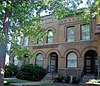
[95,15,100,78]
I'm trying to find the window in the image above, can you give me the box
[36,54,43,67]
[23,54,29,64]
[81,24,90,40]
[23,37,29,46]
[24,58,29,64]
[14,56,19,66]
[67,52,77,67]
[67,26,75,42]
[16,37,21,45]
[37,38,43,45]
[46,30,54,43]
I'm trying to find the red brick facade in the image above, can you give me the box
[18,15,99,77]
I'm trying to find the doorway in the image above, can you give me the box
[84,50,97,74]
[49,52,58,73]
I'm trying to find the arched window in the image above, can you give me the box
[36,54,43,67]
[14,56,19,66]
[46,30,54,43]
[67,52,77,67]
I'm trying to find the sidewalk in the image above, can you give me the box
[9,82,82,86]
[10,81,48,86]
[5,78,82,86]
[5,77,53,86]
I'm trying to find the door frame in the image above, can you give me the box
[49,52,58,73]
[84,50,97,74]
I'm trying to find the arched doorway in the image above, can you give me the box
[84,50,97,74]
[49,52,58,73]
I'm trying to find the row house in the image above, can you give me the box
[13,15,98,77]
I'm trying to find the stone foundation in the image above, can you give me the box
[58,68,83,77]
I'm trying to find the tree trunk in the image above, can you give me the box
[0,9,10,86]
[0,45,6,86]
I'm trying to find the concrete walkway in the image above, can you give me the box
[10,81,50,86]
[4,78,53,86]
[4,78,82,86]
[10,82,82,86]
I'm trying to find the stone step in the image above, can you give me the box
[41,73,58,82]
[82,74,95,83]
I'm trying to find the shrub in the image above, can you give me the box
[72,76,80,84]
[16,64,46,81]
[4,64,18,78]
[89,79,100,84]
[64,76,70,83]
[54,76,64,82]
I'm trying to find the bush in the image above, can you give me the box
[72,76,80,84]
[64,76,70,83]
[16,64,46,81]
[54,76,64,82]
[4,64,18,78]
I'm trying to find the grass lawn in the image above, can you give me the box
[4,78,31,86]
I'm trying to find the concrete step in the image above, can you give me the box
[82,74,95,83]
[41,73,58,82]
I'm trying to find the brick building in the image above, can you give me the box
[13,15,99,77]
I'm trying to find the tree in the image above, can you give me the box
[0,0,99,85]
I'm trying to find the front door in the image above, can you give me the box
[84,50,97,74]
[49,52,58,72]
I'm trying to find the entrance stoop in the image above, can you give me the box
[81,74,95,83]
[41,73,58,83]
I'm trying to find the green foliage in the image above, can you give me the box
[4,64,18,78]
[54,76,64,82]
[89,79,100,84]
[0,0,99,61]
[11,44,36,60]
[64,76,70,83]
[72,76,81,84]
[50,0,83,19]
[16,64,46,81]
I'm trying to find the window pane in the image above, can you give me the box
[48,31,54,43]
[67,27,75,42]
[81,25,90,40]
[36,54,43,67]
[67,52,77,67]
[16,37,21,45]
[37,39,43,45]
[24,37,29,46]
[14,56,19,66]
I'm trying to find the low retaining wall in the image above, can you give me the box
[58,68,83,77]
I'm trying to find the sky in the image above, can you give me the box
[40,0,95,16]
